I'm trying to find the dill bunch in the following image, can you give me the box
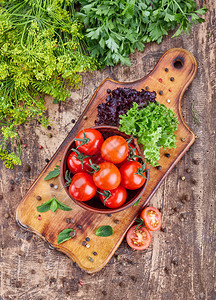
[0,0,97,168]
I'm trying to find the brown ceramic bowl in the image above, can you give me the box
[60,126,149,214]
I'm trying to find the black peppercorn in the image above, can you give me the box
[165,68,169,72]
[107,89,111,94]
[93,252,97,256]
[10,179,14,185]
[45,158,50,163]
[193,159,199,165]
[65,218,70,223]
[107,214,112,217]
[157,165,162,170]
[50,183,54,187]
[159,90,163,95]
[82,241,87,246]
[85,237,90,242]
[71,119,75,123]
[77,224,82,229]
[47,125,52,130]
[165,153,170,158]
[36,196,41,201]
[145,86,149,90]
[170,77,174,81]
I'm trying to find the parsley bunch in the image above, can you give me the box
[119,102,179,166]
[77,0,207,66]
[0,0,97,168]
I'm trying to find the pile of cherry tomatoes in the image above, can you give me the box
[66,128,148,209]
[126,206,162,250]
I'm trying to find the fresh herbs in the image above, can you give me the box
[57,229,76,244]
[95,88,157,127]
[95,225,113,237]
[0,0,97,168]
[44,165,60,181]
[133,198,141,207]
[77,0,207,66]
[119,102,179,166]
[37,196,72,213]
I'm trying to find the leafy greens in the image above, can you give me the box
[77,0,207,66]
[119,102,179,166]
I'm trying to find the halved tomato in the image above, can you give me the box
[140,207,162,231]
[126,225,151,250]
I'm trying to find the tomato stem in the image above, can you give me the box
[74,130,90,148]
[88,159,100,173]
[97,190,111,204]
[71,148,91,168]
[135,160,149,178]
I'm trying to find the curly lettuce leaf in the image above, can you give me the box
[119,102,179,166]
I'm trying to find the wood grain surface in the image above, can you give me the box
[16,48,197,274]
[0,0,215,298]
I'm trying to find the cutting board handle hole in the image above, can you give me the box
[173,58,184,69]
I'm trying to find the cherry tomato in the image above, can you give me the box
[120,161,147,190]
[99,186,127,208]
[126,225,151,250]
[67,149,92,174]
[93,162,121,190]
[69,172,97,202]
[140,207,162,231]
[75,128,104,155]
[101,135,129,164]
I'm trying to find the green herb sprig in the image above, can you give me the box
[95,225,113,237]
[57,229,76,244]
[44,165,60,181]
[77,0,207,66]
[37,196,72,213]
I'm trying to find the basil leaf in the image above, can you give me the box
[50,199,58,212]
[57,229,75,244]
[95,225,113,237]
[133,198,141,206]
[37,199,53,212]
[56,200,72,211]
[44,165,60,181]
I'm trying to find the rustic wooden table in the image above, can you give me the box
[0,1,215,299]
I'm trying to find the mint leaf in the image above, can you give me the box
[44,165,60,181]
[37,196,72,213]
[95,225,113,237]
[56,199,72,211]
[37,199,53,212]
[50,199,58,212]
[57,229,75,244]
[133,198,141,207]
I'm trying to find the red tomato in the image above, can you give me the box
[120,161,147,190]
[140,207,162,231]
[101,135,129,164]
[93,162,121,190]
[75,128,104,155]
[99,186,127,208]
[67,149,92,174]
[126,225,151,250]
[69,172,97,202]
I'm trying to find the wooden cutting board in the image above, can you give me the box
[16,48,197,273]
